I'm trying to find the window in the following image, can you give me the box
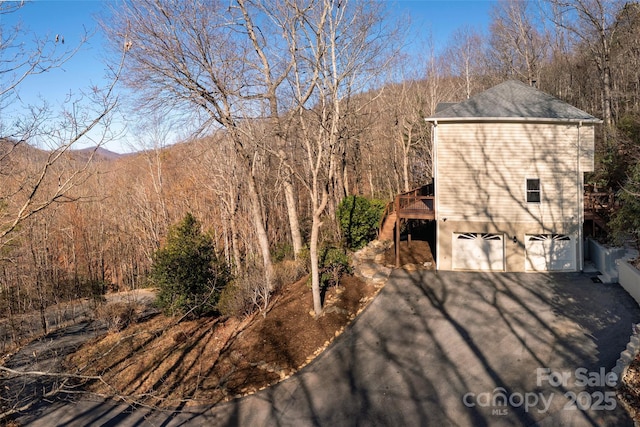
[528,234,570,241]
[526,179,541,203]
[456,233,502,240]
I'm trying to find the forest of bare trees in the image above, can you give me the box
[2,0,640,341]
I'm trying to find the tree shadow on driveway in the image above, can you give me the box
[17,271,640,426]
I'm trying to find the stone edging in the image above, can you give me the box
[613,326,640,383]
[614,325,640,425]
[351,240,394,286]
[613,260,640,422]
[230,242,395,401]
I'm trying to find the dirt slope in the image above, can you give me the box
[66,275,382,408]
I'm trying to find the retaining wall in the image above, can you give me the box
[611,255,640,393]
[587,238,636,284]
[619,260,640,306]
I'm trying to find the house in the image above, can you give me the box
[422,80,602,272]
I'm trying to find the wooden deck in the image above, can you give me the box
[397,194,435,220]
[584,190,616,215]
[584,188,617,234]
[377,184,435,267]
[394,185,435,220]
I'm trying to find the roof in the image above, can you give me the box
[434,102,456,113]
[427,80,602,124]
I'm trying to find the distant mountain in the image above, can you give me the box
[1,140,128,163]
[72,146,124,161]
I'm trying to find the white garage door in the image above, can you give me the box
[525,234,576,271]
[453,233,505,271]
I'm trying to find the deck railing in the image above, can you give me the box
[378,200,394,233]
[396,194,435,215]
[395,185,435,218]
[378,184,435,237]
[584,190,616,214]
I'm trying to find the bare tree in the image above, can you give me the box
[235,0,305,258]
[107,0,399,315]
[375,80,431,193]
[106,0,292,289]
[543,0,626,128]
[281,0,398,315]
[0,2,125,418]
[0,3,85,110]
[126,112,176,252]
[610,2,640,120]
[0,2,123,251]
[445,26,487,98]
[489,0,548,86]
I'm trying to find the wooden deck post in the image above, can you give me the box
[395,195,400,267]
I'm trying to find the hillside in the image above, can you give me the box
[65,274,382,408]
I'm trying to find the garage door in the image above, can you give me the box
[525,234,575,271]
[453,233,505,271]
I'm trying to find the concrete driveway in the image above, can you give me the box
[19,271,640,426]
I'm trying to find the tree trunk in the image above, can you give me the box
[401,123,412,192]
[283,175,303,258]
[39,303,47,336]
[246,165,274,290]
[402,153,410,192]
[602,41,613,128]
[309,213,323,317]
[230,209,242,277]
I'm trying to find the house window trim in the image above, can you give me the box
[526,178,541,203]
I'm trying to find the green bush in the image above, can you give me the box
[299,244,350,289]
[150,213,230,318]
[610,161,640,250]
[337,195,386,250]
[318,246,351,288]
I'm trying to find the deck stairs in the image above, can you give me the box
[378,211,397,241]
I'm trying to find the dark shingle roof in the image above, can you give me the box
[434,102,456,113]
[427,80,601,123]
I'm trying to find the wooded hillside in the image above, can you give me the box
[2,0,640,340]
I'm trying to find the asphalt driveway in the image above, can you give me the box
[19,271,640,426]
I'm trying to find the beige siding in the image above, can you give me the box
[435,122,593,228]
[579,125,595,172]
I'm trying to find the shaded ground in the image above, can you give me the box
[381,239,435,268]
[0,290,155,356]
[0,290,156,422]
[10,237,640,425]
[62,274,380,409]
[188,271,640,426]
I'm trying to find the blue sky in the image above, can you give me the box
[2,0,496,153]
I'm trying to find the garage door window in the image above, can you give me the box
[528,234,570,242]
[457,233,501,241]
